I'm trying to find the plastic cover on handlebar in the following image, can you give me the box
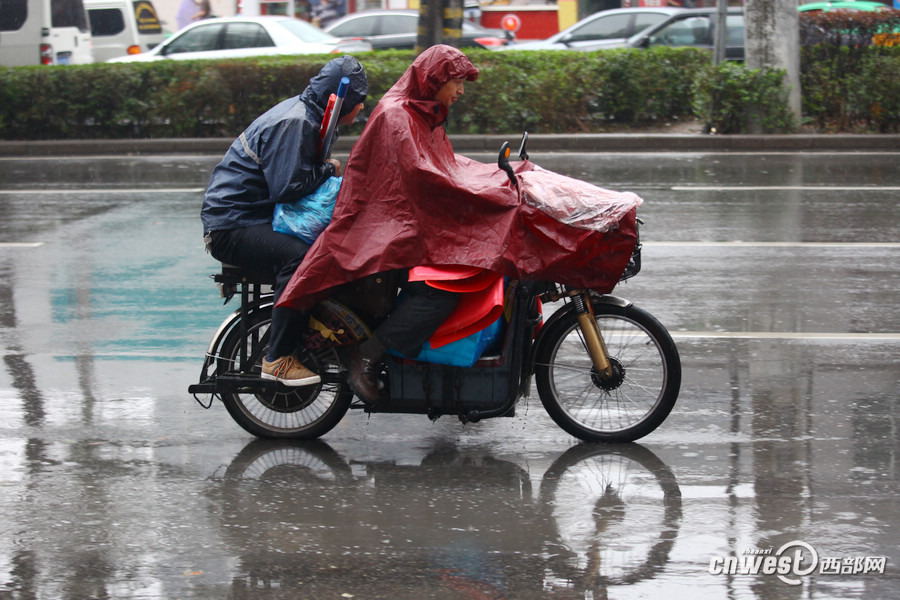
[518,165,643,233]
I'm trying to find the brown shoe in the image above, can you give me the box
[347,346,379,405]
[261,355,321,387]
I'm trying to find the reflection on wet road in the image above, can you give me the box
[0,149,897,599]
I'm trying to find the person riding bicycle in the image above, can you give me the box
[201,56,367,387]
[277,45,479,403]
[342,46,481,402]
[277,45,639,404]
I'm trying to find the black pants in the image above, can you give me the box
[362,279,460,360]
[206,224,310,360]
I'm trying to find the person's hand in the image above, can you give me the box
[326,158,342,177]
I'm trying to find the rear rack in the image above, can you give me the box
[189,264,279,406]
[214,264,277,304]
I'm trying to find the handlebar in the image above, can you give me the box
[498,142,516,187]
[497,131,529,188]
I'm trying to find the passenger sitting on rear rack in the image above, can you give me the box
[201,56,367,387]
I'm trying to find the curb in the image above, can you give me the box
[1,134,898,157]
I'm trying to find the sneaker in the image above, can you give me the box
[261,355,321,387]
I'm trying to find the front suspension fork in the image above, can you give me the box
[570,290,613,377]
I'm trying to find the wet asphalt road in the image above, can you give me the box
[0,146,898,599]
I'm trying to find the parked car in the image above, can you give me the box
[0,0,94,66]
[799,1,891,11]
[86,0,166,62]
[109,16,372,63]
[623,8,745,61]
[323,9,512,50]
[502,7,683,51]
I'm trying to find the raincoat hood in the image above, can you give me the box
[384,44,479,128]
[301,55,368,118]
[201,56,367,233]
[279,47,637,312]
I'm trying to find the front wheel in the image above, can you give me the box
[217,307,353,440]
[535,302,680,443]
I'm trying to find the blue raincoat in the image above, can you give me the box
[201,56,368,234]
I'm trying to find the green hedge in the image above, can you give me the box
[0,48,713,140]
[1,44,898,139]
[693,61,795,134]
[798,10,900,132]
[801,44,900,132]
[452,47,713,134]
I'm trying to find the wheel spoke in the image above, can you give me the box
[218,310,352,439]
[535,303,680,442]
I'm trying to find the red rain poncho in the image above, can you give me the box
[279,45,639,311]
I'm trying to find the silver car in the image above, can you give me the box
[324,9,512,50]
[502,7,683,51]
[624,8,745,62]
[110,16,372,63]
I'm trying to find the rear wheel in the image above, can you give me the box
[217,308,352,439]
[535,302,680,443]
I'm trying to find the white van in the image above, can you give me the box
[0,0,94,66]
[86,0,165,62]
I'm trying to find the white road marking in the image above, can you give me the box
[672,186,900,192]
[671,331,900,340]
[0,188,204,194]
[644,241,900,248]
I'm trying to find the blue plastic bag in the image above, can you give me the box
[416,317,505,367]
[389,316,505,368]
[273,176,342,244]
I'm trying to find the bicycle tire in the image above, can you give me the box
[535,302,680,443]
[217,307,353,440]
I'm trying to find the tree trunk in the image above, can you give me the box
[744,0,802,128]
